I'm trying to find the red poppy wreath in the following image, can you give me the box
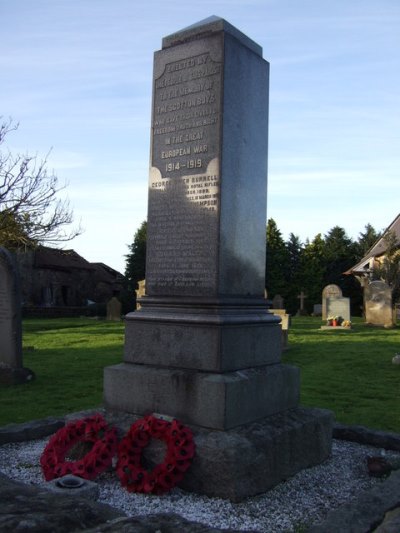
[40,414,118,481]
[116,415,195,494]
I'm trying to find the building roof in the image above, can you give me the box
[345,213,400,275]
[91,262,124,285]
[34,247,95,272]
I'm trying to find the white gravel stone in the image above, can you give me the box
[0,438,399,532]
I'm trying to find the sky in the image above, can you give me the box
[1,0,399,273]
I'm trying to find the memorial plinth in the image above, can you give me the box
[104,16,332,499]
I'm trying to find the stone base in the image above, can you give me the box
[129,406,332,502]
[320,326,352,331]
[124,297,282,372]
[182,407,333,501]
[0,365,35,386]
[104,362,300,430]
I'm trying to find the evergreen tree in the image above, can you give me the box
[265,218,289,302]
[299,233,326,312]
[124,220,147,310]
[323,226,361,314]
[285,233,303,313]
[356,223,381,258]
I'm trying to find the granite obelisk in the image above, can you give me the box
[104,17,332,500]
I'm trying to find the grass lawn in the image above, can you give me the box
[284,316,400,433]
[0,316,399,432]
[0,318,124,426]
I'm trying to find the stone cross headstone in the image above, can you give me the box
[272,294,284,309]
[297,290,308,315]
[104,16,332,501]
[106,296,122,321]
[364,281,393,327]
[322,284,342,319]
[0,247,34,385]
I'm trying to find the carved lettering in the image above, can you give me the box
[152,51,221,179]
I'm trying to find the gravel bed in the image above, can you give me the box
[1,438,399,532]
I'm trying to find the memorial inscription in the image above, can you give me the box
[152,51,221,179]
[147,36,223,295]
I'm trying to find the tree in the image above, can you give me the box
[265,218,290,301]
[0,119,81,250]
[299,233,326,312]
[356,223,381,258]
[284,233,304,313]
[323,226,355,284]
[323,226,362,313]
[125,220,147,293]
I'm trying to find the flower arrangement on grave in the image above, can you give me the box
[326,316,344,327]
[116,414,196,494]
[40,414,118,481]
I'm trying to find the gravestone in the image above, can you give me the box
[104,16,332,500]
[322,284,342,319]
[365,281,393,327]
[313,304,322,316]
[106,296,122,321]
[135,280,146,310]
[270,308,290,350]
[326,297,351,323]
[0,247,34,385]
[297,290,308,315]
[272,294,284,309]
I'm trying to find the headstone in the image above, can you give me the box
[325,297,351,323]
[297,290,308,315]
[313,304,322,316]
[322,284,342,319]
[364,281,393,327]
[272,294,284,309]
[104,16,332,500]
[270,308,290,350]
[106,296,122,321]
[135,280,146,310]
[0,247,34,385]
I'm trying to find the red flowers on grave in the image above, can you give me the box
[116,415,195,494]
[40,414,118,481]
[40,413,195,494]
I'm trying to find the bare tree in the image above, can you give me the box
[0,118,82,249]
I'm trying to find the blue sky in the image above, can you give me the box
[1,0,399,273]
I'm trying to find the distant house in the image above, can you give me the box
[16,246,124,314]
[345,213,400,287]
